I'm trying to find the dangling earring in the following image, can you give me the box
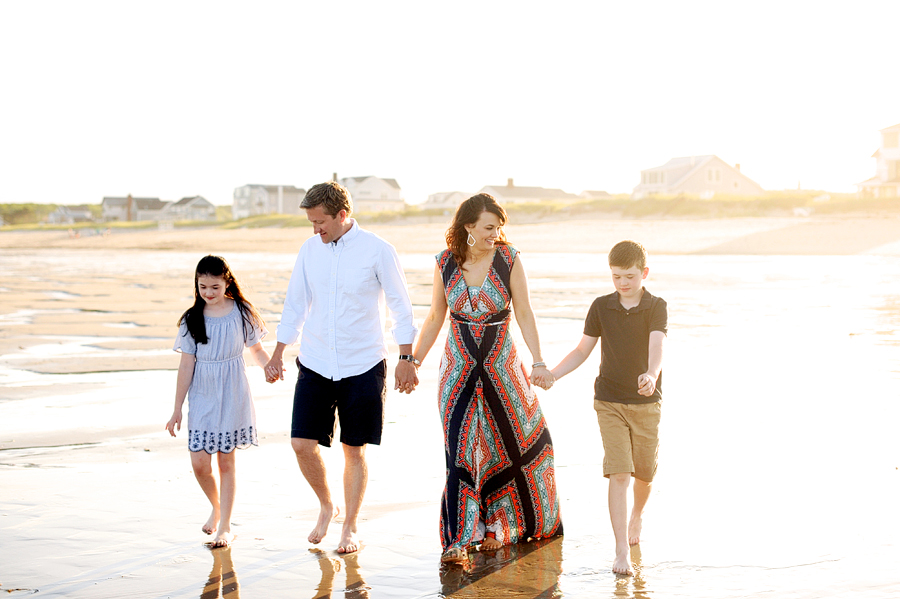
[466,232,476,247]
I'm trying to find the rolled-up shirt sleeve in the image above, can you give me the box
[377,242,418,345]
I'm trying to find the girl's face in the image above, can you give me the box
[197,274,228,306]
[465,211,503,254]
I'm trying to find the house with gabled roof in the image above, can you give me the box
[423,191,471,210]
[47,205,94,224]
[232,184,307,219]
[632,155,765,199]
[338,176,406,213]
[857,123,900,199]
[101,195,170,221]
[164,196,216,221]
[479,179,580,204]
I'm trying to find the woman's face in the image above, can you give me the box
[465,211,503,254]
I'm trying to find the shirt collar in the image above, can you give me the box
[333,219,360,245]
[606,288,654,312]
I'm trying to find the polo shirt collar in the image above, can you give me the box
[606,288,654,312]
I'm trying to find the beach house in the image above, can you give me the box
[423,191,471,210]
[632,155,765,199]
[857,123,900,198]
[338,176,406,213]
[164,196,217,221]
[46,205,94,224]
[232,185,307,219]
[479,179,580,204]
[101,196,170,222]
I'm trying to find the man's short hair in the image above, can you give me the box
[608,240,648,271]
[301,181,353,217]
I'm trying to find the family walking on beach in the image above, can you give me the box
[166,181,667,576]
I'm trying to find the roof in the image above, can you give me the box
[173,195,212,207]
[481,184,579,200]
[880,123,900,132]
[102,196,159,206]
[644,155,715,171]
[341,176,401,189]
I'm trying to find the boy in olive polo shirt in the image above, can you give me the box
[549,240,667,576]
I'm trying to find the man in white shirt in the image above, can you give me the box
[265,181,419,554]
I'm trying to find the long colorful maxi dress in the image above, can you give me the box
[437,244,562,552]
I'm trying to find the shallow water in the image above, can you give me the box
[1,249,899,598]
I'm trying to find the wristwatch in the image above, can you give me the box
[399,355,421,366]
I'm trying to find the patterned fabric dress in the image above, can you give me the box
[173,301,266,454]
[437,244,562,552]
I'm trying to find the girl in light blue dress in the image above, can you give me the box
[166,255,273,548]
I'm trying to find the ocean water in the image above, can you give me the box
[1,249,899,598]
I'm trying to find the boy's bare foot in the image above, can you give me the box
[309,505,340,544]
[202,510,219,535]
[612,547,633,575]
[212,530,234,548]
[628,515,642,546]
[336,525,359,554]
[480,537,502,551]
[440,546,468,563]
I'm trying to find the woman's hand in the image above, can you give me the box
[531,366,555,390]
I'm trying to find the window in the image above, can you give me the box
[889,160,900,181]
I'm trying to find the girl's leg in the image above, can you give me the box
[190,451,220,535]
[213,451,237,547]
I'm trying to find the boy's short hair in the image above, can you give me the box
[608,240,648,270]
[301,181,353,217]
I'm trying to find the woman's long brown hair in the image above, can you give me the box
[445,193,508,269]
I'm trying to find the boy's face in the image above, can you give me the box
[610,264,649,301]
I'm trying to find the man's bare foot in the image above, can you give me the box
[480,536,502,551]
[628,515,642,546]
[612,548,633,576]
[309,505,340,544]
[202,510,219,535]
[212,530,235,548]
[440,546,468,563]
[336,525,360,554]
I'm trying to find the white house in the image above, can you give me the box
[857,123,900,199]
[338,176,406,213]
[479,179,580,204]
[423,191,471,210]
[632,156,765,199]
[165,196,216,221]
[579,190,614,200]
[47,205,94,224]
[232,185,306,219]
[101,196,170,221]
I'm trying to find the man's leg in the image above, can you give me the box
[292,438,339,544]
[608,472,633,575]
[337,443,367,554]
[629,477,651,546]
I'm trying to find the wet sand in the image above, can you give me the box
[3,216,900,597]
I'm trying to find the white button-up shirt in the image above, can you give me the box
[276,220,418,380]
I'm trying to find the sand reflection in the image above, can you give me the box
[201,546,241,599]
[310,548,370,598]
[440,537,563,597]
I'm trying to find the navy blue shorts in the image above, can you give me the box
[290,359,387,447]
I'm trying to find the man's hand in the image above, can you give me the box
[637,372,657,396]
[265,355,285,383]
[394,360,419,394]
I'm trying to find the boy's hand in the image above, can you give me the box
[637,372,657,396]
[531,366,555,390]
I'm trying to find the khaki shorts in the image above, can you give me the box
[594,400,661,482]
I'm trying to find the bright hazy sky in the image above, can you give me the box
[2,1,898,206]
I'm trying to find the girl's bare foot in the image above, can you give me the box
[628,515,642,546]
[480,536,502,551]
[440,546,468,564]
[309,505,340,544]
[202,510,219,535]
[212,530,234,548]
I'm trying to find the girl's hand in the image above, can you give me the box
[166,412,182,437]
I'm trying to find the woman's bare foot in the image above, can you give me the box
[480,536,502,551]
[440,547,468,564]
[337,525,360,554]
[612,547,633,576]
[202,510,219,535]
[309,505,340,544]
[628,515,642,546]
[212,530,235,548]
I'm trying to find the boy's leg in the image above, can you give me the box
[629,402,660,547]
[629,478,651,546]
[292,438,338,544]
[338,443,367,554]
[608,472,633,575]
[190,450,220,535]
[213,451,236,547]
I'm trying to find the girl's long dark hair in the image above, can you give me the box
[178,255,265,344]
[446,193,508,269]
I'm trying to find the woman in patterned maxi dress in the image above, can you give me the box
[412,194,562,563]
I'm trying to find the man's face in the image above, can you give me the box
[610,265,648,301]
[306,205,347,244]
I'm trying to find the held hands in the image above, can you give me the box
[531,366,555,391]
[394,360,419,394]
[264,356,285,384]
[166,411,182,437]
[637,372,658,396]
